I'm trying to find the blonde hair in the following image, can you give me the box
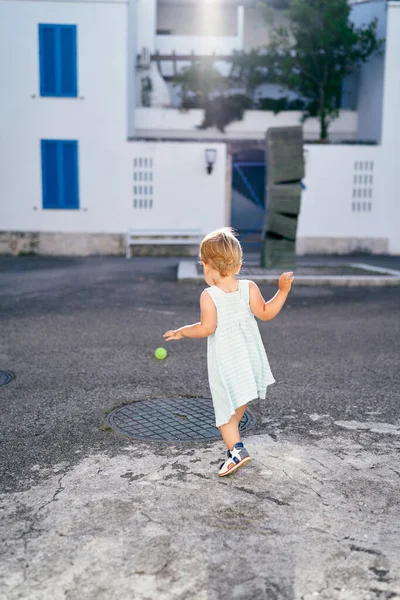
[200,228,243,277]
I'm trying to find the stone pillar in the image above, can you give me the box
[261,126,304,269]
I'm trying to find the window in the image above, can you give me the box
[41,140,80,209]
[39,24,77,97]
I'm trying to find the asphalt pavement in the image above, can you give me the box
[0,255,399,600]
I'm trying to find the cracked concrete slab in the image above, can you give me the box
[1,256,400,600]
[1,433,400,600]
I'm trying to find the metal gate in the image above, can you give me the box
[231,158,266,252]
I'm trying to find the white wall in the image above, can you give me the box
[135,108,358,142]
[0,136,226,234]
[0,0,227,240]
[156,5,238,36]
[349,0,387,142]
[243,7,288,51]
[0,0,129,234]
[298,145,385,242]
[155,4,243,55]
[136,0,156,53]
[127,0,137,137]
[128,142,227,233]
[380,2,400,254]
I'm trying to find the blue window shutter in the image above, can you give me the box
[39,25,57,96]
[61,142,79,208]
[41,140,60,208]
[59,26,77,97]
[39,24,77,97]
[41,140,79,209]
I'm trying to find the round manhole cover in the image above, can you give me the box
[106,397,256,442]
[0,371,15,386]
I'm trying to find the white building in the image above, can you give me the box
[0,0,399,256]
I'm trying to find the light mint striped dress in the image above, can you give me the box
[205,279,276,427]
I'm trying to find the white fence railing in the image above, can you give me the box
[135,108,358,143]
[156,34,242,57]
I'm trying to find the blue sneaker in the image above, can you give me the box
[217,442,251,477]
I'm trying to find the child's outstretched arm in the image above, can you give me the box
[163,290,217,341]
[249,272,294,321]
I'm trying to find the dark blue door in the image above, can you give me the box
[231,150,266,252]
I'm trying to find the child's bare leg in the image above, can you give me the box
[219,415,240,450]
[217,404,251,476]
[235,404,247,424]
[219,404,248,450]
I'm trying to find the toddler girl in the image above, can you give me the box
[163,228,293,477]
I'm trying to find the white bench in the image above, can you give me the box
[126,229,205,258]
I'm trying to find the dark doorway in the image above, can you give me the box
[231,148,266,254]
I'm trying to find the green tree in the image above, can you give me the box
[249,0,384,140]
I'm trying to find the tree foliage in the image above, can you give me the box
[173,62,226,108]
[198,95,252,133]
[237,0,384,140]
[172,62,251,132]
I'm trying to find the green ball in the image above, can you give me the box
[155,347,167,360]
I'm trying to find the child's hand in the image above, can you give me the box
[163,329,184,342]
[278,272,294,293]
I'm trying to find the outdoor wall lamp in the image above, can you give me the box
[205,148,217,174]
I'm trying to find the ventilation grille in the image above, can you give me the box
[133,157,154,210]
[352,160,373,213]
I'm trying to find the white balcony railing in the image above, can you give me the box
[155,34,243,57]
[135,108,359,142]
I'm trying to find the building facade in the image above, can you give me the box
[134,0,360,142]
[0,0,227,255]
[0,0,399,255]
